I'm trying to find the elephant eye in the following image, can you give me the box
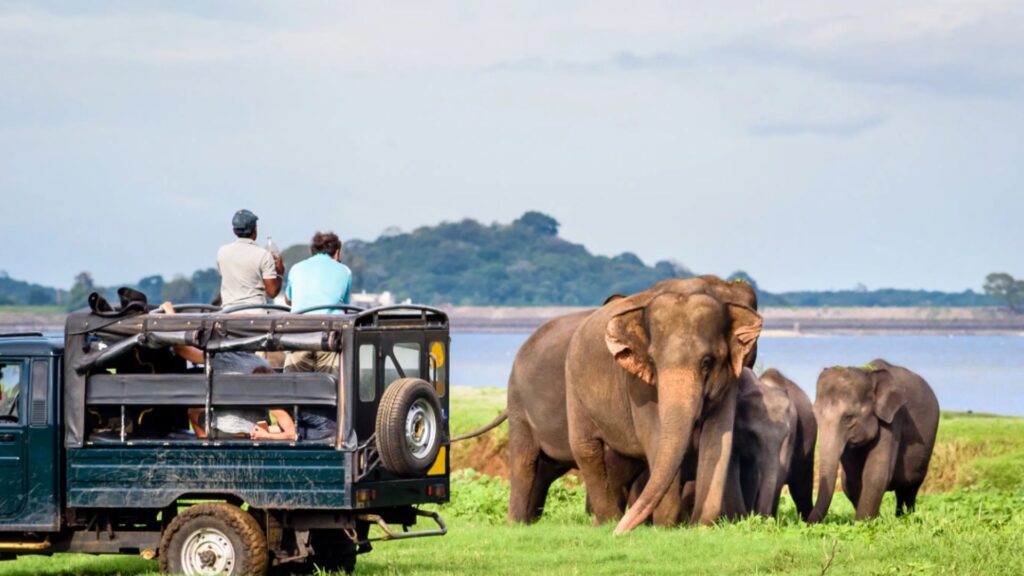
[699,355,714,375]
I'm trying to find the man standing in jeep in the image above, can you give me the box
[217,209,284,308]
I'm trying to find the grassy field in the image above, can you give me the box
[2,387,1023,575]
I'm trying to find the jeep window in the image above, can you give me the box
[384,342,421,387]
[430,341,447,397]
[0,360,24,424]
[359,344,376,402]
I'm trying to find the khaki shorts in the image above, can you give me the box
[284,351,340,374]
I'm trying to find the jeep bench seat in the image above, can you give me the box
[85,372,338,406]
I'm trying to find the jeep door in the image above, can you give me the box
[0,358,27,518]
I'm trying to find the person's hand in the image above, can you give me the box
[160,301,176,315]
[251,426,269,440]
[274,254,284,274]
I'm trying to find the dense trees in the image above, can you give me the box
[984,273,1024,313]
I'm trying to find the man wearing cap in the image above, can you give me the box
[216,209,284,309]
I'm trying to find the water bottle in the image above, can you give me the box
[266,236,280,256]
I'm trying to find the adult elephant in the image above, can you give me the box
[566,285,762,534]
[504,276,758,525]
[808,359,939,523]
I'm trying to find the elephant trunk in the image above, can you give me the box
[807,429,844,524]
[614,370,702,535]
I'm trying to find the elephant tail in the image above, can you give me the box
[451,410,508,442]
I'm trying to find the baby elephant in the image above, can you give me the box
[731,369,816,518]
[808,359,939,523]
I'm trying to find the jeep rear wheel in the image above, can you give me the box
[160,503,268,576]
[375,378,443,476]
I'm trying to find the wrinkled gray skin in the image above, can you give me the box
[566,286,762,534]
[732,368,797,517]
[635,368,816,523]
[506,276,758,525]
[760,368,817,520]
[808,359,939,523]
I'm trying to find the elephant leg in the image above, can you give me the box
[570,432,622,525]
[722,457,747,520]
[854,428,897,521]
[679,479,696,521]
[529,454,571,519]
[605,450,644,515]
[651,471,683,526]
[895,483,920,517]
[508,421,544,523]
[840,452,863,511]
[788,465,814,521]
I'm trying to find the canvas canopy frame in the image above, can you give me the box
[63,305,449,449]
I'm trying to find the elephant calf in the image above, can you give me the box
[759,368,816,520]
[808,359,939,523]
[732,368,816,519]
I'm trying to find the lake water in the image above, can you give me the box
[451,333,1024,416]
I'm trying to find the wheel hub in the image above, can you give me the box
[405,398,437,460]
[181,527,236,575]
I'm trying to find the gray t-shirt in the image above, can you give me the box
[217,238,277,308]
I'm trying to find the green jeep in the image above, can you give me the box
[0,301,450,575]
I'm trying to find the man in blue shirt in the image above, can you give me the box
[283,231,353,373]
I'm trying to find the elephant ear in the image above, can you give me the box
[605,301,655,386]
[603,293,627,305]
[872,368,905,423]
[726,304,762,379]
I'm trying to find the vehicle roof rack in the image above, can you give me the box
[0,332,44,338]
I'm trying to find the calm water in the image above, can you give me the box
[450,333,1024,416]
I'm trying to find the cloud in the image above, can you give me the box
[748,114,888,138]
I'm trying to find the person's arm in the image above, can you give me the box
[160,302,206,364]
[252,409,297,441]
[260,251,283,298]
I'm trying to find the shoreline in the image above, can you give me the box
[3,306,1024,336]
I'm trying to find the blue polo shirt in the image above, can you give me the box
[286,254,353,313]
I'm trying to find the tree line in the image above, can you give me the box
[0,211,1016,310]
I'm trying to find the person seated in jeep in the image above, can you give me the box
[158,301,271,373]
[251,405,337,441]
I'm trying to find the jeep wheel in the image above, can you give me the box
[160,502,268,576]
[375,378,443,476]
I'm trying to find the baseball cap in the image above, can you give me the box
[232,209,258,234]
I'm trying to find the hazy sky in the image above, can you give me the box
[1,1,1021,292]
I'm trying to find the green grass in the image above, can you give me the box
[2,388,1023,575]
[448,387,506,438]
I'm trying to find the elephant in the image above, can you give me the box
[504,276,758,525]
[565,284,762,534]
[731,368,798,518]
[631,368,814,522]
[759,368,816,520]
[808,359,939,523]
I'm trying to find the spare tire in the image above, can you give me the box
[375,378,443,476]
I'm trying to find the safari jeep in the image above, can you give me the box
[0,300,450,575]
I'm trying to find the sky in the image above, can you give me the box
[0,1,1021,293]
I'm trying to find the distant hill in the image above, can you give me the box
[0,211,1001,309]
[282,211,694,306]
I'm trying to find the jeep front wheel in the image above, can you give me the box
[159,502,268,576]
